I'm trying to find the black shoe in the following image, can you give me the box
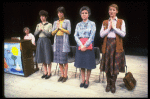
[45,74,51,79]
[84,81,89,88]
[80,80,86,87]
[58,76,64,82]
[41,74,47,78]
[62,76,68,83]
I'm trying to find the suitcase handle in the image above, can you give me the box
[125,65,127,74]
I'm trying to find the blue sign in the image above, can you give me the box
[4,43,24,76]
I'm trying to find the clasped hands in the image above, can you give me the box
[39,23,44,31]
[80,44,87,52]
[108,18,115,29]
[56,20,62,30]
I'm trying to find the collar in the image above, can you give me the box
[25,33,30,36]
[109,16,118,21]
[42,21,49,25]
[82,19,89,24]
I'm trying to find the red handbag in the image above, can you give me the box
[78,38,93,50]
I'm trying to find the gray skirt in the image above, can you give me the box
[53,36,68,64]
[35,37,53,64]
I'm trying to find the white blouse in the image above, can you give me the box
[100,17,126,38]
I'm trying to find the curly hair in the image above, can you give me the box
[79,6,91,16]
[39,10,48,17]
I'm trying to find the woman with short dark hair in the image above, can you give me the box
[74,6,96,88]
[34,10,53,79]
[52,7,71,83]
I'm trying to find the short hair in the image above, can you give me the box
[39,10,48,17]
[57,6,66,17]
[109,4,118,11]
[79,6,91,16]
[23,27,30,33]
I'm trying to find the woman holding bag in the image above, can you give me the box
[74,6,96,88]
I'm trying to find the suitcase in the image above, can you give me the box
[123,65,136,90]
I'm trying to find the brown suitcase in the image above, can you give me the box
[123,65,136,90]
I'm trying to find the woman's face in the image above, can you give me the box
[40,15,47,22]
[81,10,89,21]
[109,6,118,18]
[58,12,64,19]
[24,29,29,34]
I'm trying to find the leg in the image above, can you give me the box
[47,63,52,76]
[84,69,91,88]
[64,63,68,78]
[80,68,86,87]
[41,63,48,78]
[81,68,85,83]
[62,63,68,82]
[111,74,117,93]
[86,69,91,84]
[43,63,47,75]
[58,63,64,82]
[45,63,52,79]
[59,63,64,77]
[106,72,111,92]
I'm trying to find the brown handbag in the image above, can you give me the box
[123,65,136,90]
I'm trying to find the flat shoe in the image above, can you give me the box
[41,74,47,78]
[58,76,64,82]
[84,81,89,88]
[45,74,51,79]
[62,76,68,83]
[80,80,86,87]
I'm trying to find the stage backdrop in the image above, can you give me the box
[4,42,24,76]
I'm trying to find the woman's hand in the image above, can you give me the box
[39,23,43,31]
[109,19,115,29]
[57,20,61,29]
[80,45,87,52]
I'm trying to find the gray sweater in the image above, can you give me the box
[34,22,52,37]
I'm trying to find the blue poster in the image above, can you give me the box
[4,43,24,76]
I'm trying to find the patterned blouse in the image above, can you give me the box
[74,20,96,47]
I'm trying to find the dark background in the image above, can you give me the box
[2,1,148,56]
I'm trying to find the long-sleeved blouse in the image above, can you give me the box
[34,22,52,38]
[74,20,96,47]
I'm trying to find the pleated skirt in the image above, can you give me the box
[35,37,53,64]
[100,38,125,76]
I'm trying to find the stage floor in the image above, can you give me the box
[4,54,148,98]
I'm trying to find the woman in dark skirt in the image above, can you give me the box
[52,7,71,82]
[74,6,96,88]
[100,4,126,93]
[34,10,53,79]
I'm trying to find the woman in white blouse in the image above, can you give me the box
[100,4,126,93]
